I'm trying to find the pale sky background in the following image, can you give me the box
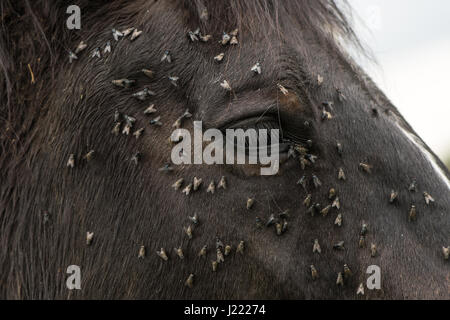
[347,0,450,163]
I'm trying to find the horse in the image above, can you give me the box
[0,0,448,299]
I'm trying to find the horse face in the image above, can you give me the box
[1,0,449,299]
